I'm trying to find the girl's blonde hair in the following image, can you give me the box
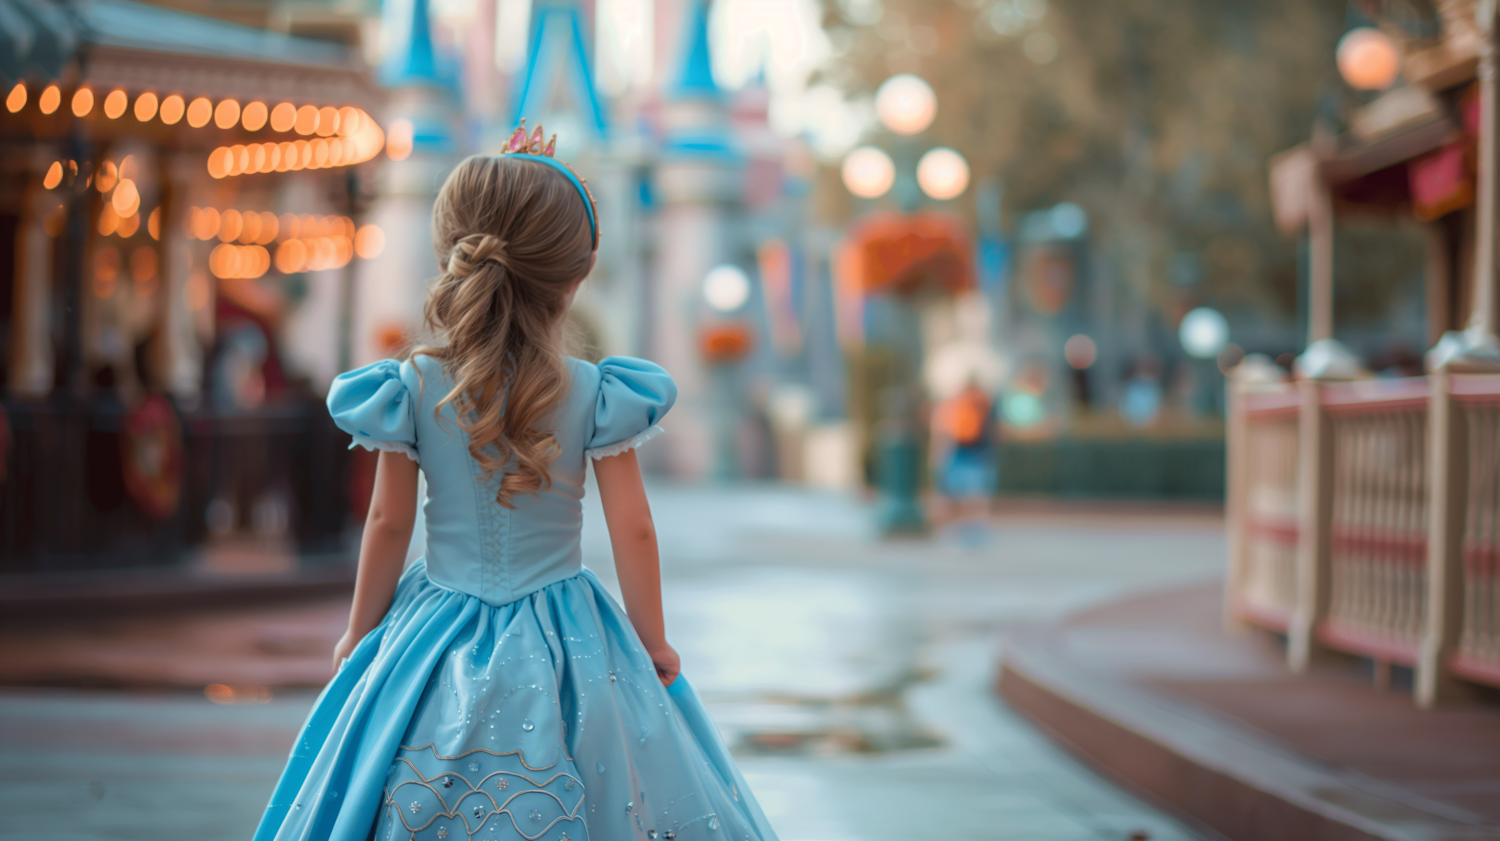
[413,154,594,508]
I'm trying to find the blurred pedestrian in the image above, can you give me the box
[254,147,777,841]
[930,378,999,533]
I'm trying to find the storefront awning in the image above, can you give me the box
[0,0,80,84]
[79,0,350,67]
[3,0,378,108]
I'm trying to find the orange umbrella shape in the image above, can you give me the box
[836,212,974,297]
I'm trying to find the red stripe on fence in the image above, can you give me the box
[1247,516,1299,547]
[1331,528,1429,564]
[1319,621,1419,665]
[1450,373,1500,405]
[1321,378,1431,416]
[1449,653,1500,689]
[1244,390,1301,419]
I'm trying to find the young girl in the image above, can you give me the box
[254,136,777,841]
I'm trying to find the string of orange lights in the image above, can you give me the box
[40,144,388,281]
[185,206,385,279]
[6,82,388,176]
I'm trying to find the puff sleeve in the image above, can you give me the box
[326,358,419,462]
[586,356,678,460]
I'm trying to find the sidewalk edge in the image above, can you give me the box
[998,629,1498,841]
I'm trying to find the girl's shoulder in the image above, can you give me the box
[567,355,676,400]
[568,356,678,460]
[325,357,425,461]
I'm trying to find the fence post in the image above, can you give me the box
[1418,367,1469,707]
[1289,378,1334,671]
[1224,369,1249,632]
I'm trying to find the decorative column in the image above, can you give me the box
[8,182,57,398]
[1288,374,1335,671]
[1419,363,1470,706]
[649,0,744,479]
[1224,365,1249,632]
[1418,1,1500,706]
[1289,139,1360,671]
[158,154,205,401]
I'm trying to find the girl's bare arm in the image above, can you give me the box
[592,449,679,685]
[332,450,419,670]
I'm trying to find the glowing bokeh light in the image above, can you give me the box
[134,92,158,122]
[1179,307,1230,359]
[875,74,937,135]
[916,147,970,200]
[97,204,120,236]
[270,102,297,132]
[186,97,213,128]
[117,212,140,238]
[6,83,25,113]
[841,146,896,199]
[386,119,414,161]
[241,101,268,132]
[219,209,243,243]
[111,179,140,217]
[294,104,318,135]
[159,94,185,125]
[71,88,94,117]
[703,264,752,312]
[338,106,362,136]
[38,85,60,115]
[96,160,118,193]
[1064,334,1097,369]
[1337,27,1400,91]
[355,224,386,259]
[1002,391,1047,427]
[103,89,127,119]
[316,106,340,136]
[214,99,240,130]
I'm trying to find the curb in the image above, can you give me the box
[0,563,355,624]
[998,628,1500,841]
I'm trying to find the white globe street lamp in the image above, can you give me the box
[703,264,751,313]
[842,146,897,199]
[875,74,937,136]
[1179,307,1230,359]
[916,147,970,200]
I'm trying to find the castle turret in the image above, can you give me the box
[649,0,746,478]
[353,0,462,366]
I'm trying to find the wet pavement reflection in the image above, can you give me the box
[0,484,1224,840]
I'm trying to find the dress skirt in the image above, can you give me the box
[253,560,776,841]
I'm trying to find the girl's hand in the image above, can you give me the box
[649,643,680,687]
[331,629,360,674]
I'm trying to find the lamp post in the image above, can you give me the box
[841,74,978,534]
[700,264,753,482]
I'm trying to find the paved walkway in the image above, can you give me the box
[0,485,1226,840]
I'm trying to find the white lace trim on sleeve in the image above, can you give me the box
[586,425,664,460]
[348,436,420,464]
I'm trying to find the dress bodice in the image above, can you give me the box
[327,354,675,606]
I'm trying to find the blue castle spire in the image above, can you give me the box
[379,0,458,90]
[660,0,739,163]
[511,1,608,143]
[670,0,720,100]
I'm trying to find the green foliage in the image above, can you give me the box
[817,0,1347,319]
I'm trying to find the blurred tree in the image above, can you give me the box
[814,0,1347,330]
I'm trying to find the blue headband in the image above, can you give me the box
[499,121,598,250]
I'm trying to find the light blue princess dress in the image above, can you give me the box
[253,354,777,841]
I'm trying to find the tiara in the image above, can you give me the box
[500,119,599,249]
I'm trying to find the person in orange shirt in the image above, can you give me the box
[930,379,999,527]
